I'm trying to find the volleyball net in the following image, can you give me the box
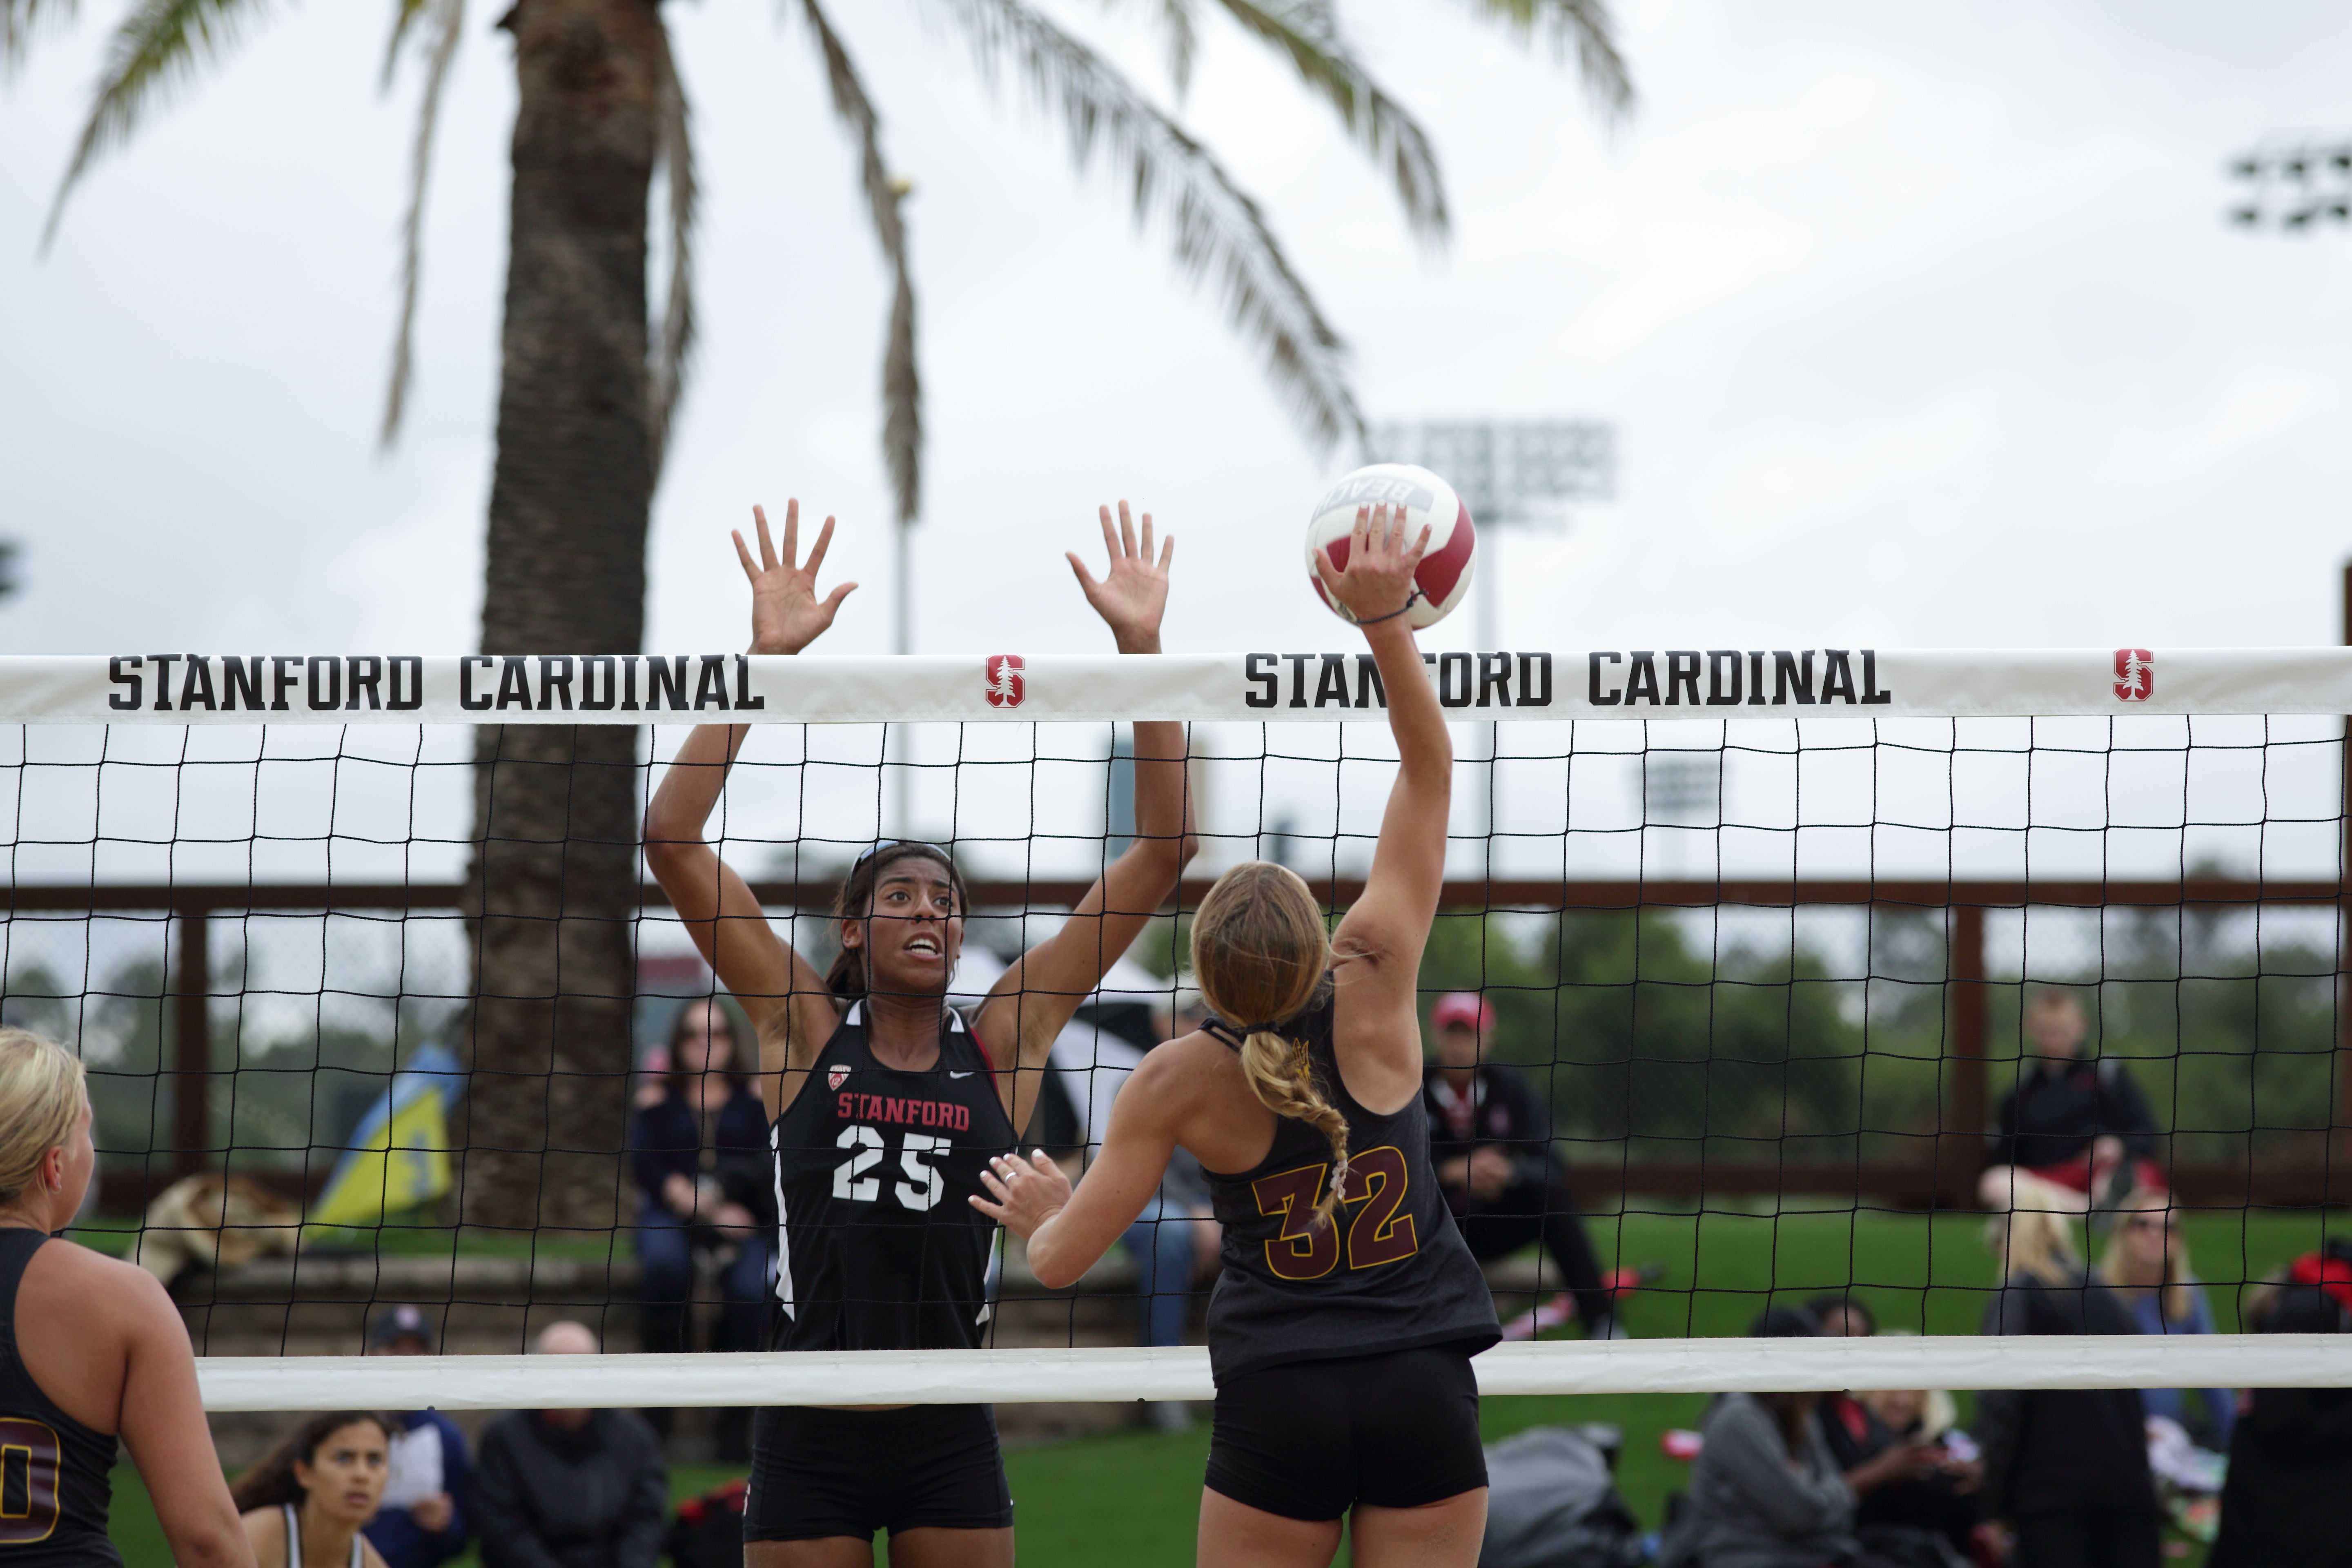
[6,646,2352,1408]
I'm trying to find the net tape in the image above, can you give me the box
[195,1338,2352,1410]
[13,646,2350,724]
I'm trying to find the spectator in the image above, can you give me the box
[472,1323,667,1568]
[1978,991,2158,1220]
[1804,1310,1982,1566]
[1973,1205,2160,1568]
[360,1306,472,1568]
[1421,992,1622,1340]
[2096,1189,2233,1451]
[232,1411,393,1568]
[630,999,775,1360]
[2207,1282,2352,1568]
[1047,984,1222,1431]
[1806,1294,1876,1339]
[1660,1307,1882,1568]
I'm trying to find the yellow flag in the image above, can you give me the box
[309,1046,459,1228]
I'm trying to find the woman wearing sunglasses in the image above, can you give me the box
[644,499,1196,1568]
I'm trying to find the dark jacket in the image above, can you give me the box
[1816,1393,1979,1551]
[362,1410,472,1568]
[472,1409,667,1568]
[2206,1386,2352,1568]
[629,1086,773,1220]
[1422,1062,1553,1210]
[1988,1056,2156,1171]
[1974,1268,2156,1522]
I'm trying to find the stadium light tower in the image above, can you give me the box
[1368,420,1616,875]
[2227,140,2352,229]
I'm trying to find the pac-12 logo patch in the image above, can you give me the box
[828,1066,850,1091]
[2113,648,2154,703]
[985,654,1026,709]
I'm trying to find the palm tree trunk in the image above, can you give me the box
[460,0,665,1237]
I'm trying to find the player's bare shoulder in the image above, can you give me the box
[24,1234,176,1327]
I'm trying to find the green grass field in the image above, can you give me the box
[105,1203,2331,1565]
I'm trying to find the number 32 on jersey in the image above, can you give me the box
[833,1125,948,1211]
[1252,1146,1419,1280]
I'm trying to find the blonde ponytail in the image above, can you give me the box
[1191,862,1350,1226]
[1237,1029,1351,1225]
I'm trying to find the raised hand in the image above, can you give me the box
[969,1149,1074,1239]
[734,500,858,655]
[1312,503,1429,629]
[1067,501,1173,655]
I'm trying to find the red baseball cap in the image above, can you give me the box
[2288,1251,2352,1315]
[1430,993,1496,1033]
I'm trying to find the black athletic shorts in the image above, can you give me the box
[744,1403,1013,1541]
[1204,1343,1488,1522]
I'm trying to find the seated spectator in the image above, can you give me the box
[361,1306,472,1568]
[1973,1206,2160,1568]
[2207,1282,2352,1568]
[473,1323,667,1568]
[2096,1188,2233,1451]
[630,999,775,1360]
[1978,990,2159,1221]
[232,1411,394,1568]
[1421,992,1624,1340]
[1661,1307,1879,1568]
[1807,1294,1876,1339]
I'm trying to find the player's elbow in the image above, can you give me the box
[165,1513,252,1568]
[1027,1236,1086,1292]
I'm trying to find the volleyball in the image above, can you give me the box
[1303,463,1477,629]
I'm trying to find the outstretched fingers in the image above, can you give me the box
[753,505,780,572]
[1065,551,1102,592]
[1117,499,1138,558]
[802,514,838,577]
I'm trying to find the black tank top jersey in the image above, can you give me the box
[769,1001,1018,1354]
[0,1229,121,1568]
[1201,992,1501,1383]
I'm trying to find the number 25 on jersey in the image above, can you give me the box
[1252,1146,1419,1281]
[833,1125,947,1212]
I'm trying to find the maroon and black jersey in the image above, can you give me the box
[768,1002,1017,1354]
[1200,990,1500,1383]
[0,1229,121,1568]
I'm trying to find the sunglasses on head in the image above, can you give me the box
[855,839,945,866]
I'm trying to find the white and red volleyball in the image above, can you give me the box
[1303,463,1477,630]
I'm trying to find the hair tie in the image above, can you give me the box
[1351,588,1424,626]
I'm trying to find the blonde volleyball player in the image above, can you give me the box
[644,500,1197,1568]
[976,503,1500,1568]
[0,1029,255,1568]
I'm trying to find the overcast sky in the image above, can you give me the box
[4,0,2350,666]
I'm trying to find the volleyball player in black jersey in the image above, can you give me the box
[644,499,1196,1568]
[977,503,1500,1568]
[0,1028,253,1568]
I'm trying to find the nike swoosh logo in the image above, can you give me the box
[948,1070,977,1079]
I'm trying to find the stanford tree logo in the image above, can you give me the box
[984,654,1026,709]
[2113,648,2154,703]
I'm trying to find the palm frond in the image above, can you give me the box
[4,0,74,71]
[923,0,1362,452]
[796,0,920,522]
[379,0,464,450]
[1209,0,1444,240]
[1463,0,1630,118]
[43,0,271,247]
[380,0,430,87]
[646,19,698,478]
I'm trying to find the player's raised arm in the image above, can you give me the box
[643,501,857,1118]
[977,501,1199,1133]
[1319,503,1452,1094]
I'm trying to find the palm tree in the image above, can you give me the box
[7,0,1630,1236]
